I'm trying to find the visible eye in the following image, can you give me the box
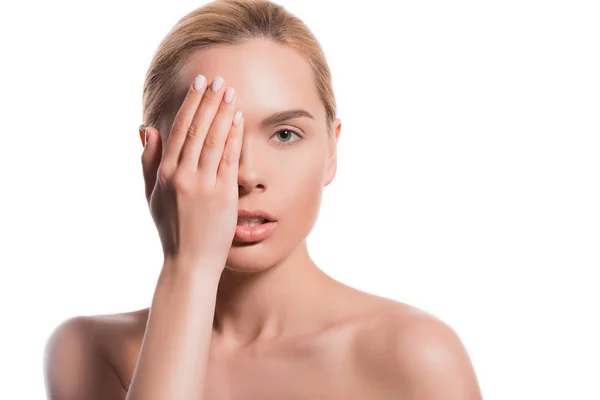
[270,128,303,147]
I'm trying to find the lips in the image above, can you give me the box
[234,209,277,243]
[237,209,276,224]
[234,209,278,243]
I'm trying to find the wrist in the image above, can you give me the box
[162,255,225,279]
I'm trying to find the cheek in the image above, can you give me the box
[277,153,326,231]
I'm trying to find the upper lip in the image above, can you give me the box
[237,209,276,222]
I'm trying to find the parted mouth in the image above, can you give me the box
[237,218,269,227]
[237,209,276,223]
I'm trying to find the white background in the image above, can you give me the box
[1,0,598,398]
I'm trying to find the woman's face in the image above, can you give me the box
[157,38,341,272]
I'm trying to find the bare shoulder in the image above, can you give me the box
[351,300,483,400]
[44,308,149,399]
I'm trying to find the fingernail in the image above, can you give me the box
[210,76,224,92]
[224,87,235,103]
[233,111,242,126]
[193,74,206,91]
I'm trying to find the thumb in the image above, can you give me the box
[140,125,162,203]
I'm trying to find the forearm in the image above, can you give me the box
[125,258,222,400]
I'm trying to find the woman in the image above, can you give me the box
[44,0,482,398]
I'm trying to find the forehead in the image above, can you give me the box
[172,38,324,123]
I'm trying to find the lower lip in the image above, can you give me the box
[234,221,277,243]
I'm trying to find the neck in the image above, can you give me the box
[213,240,334,349]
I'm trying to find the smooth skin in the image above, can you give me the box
[44,38,483,399]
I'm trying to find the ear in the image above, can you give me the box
[138,124,146,148]
[324,118,342,187]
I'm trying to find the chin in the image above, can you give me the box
[224,240,279,273]
[224,213,317,274]
[224,230,306,274]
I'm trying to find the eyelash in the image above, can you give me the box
[270,128,303,147]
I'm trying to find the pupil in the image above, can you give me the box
[279,130,290,141]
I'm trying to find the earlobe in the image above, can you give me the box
[324,157,337,187]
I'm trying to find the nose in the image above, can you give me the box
[237,139,265,195]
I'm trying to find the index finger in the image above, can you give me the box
[160,74,208,174]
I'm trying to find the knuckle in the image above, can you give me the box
[172,171,193,193]
[221,149,235,165]
[170,117,186,136]
[203,133,219,149]
[157,166,172,186]
[187,120,201,138]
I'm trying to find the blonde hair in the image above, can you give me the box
[141,0,337,135]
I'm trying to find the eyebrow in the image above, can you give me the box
[260,109,315,127]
